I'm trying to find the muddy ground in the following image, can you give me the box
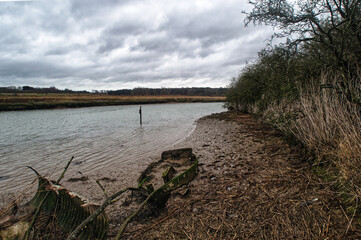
[112,111,360,239]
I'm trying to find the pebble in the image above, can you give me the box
[73,161,84,165]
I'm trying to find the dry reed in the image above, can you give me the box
[263,72,361,196]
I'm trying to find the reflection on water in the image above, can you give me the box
[0,102,224,194]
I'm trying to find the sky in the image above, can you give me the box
[0,0,274,91]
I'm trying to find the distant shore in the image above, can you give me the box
[0,93,226,111]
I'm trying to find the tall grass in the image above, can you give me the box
[262,72,361,195]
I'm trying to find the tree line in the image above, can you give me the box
[0,86,228,96]
[227,0,361,111]
[107,87,227,96]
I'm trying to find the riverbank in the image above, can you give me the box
[1,111,359,239]
[0,93,225,111]
[114,111,360,239]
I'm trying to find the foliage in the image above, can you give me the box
[228,0,361,111]
[246,0,361,75]
[226,44,320,112]
[227,0,361,203]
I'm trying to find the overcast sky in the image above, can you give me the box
[0,0,274,90]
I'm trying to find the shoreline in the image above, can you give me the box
[1,111,358,239]
[115,111,359,239]
[0,94,225,112]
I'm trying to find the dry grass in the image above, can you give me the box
[0,93,225,111]
[262,73,361,197]
[294,83,361,189]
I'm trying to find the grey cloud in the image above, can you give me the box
[70,0,134,17]
[159,3,246,45]
[45,47,71,56]
[0,58,78,79]
[0,0,274,90]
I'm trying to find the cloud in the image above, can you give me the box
[0,0,274,90]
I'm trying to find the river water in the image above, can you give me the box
[0,102,225,197]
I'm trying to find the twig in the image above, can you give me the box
[23,156,74,240]
[345,199,358,234]
[96,179,108,199]
[198,216,212,239]
[56,156,74,184]
[183,229,193,240]
[339,204,350,222]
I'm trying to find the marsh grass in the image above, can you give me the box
[262,72,361,202]
[0,94,225,111]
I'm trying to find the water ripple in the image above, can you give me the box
[0,103,224,194]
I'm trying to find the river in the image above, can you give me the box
[0,102,225,199]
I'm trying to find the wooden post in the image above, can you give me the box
[139,106,142,125]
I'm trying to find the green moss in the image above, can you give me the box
[312,163,359,218]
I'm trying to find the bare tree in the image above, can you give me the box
[245,0,361,73]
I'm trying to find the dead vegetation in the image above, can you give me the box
[261,73,361,212]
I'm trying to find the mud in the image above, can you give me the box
[115,111,360,239]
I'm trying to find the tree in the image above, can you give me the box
[246,0,361,73]
[245,0,361,106]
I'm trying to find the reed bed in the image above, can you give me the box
[262,72,361,202]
